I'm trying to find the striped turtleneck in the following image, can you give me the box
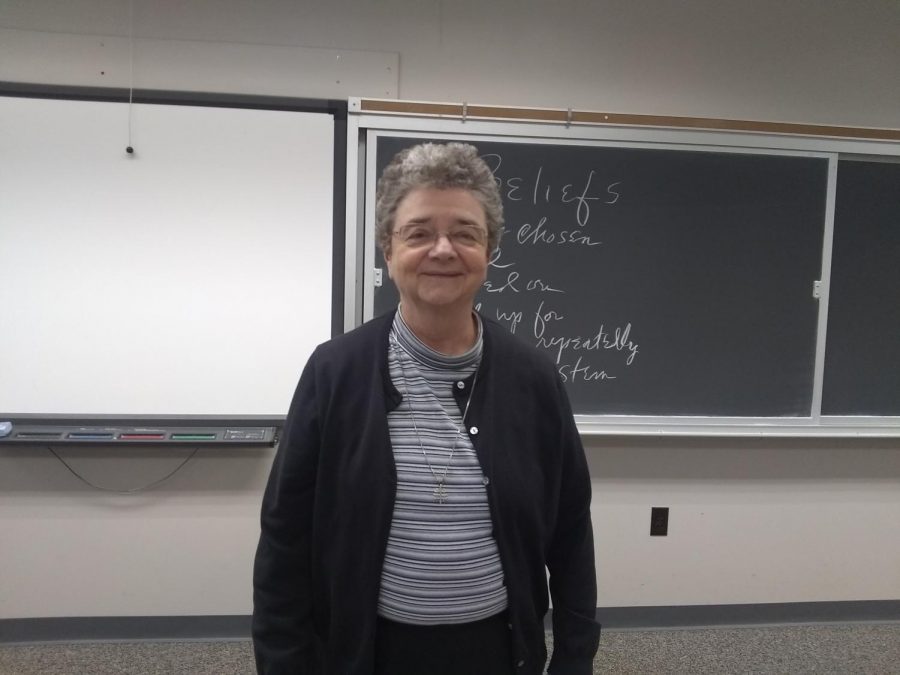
[377,309,508,625]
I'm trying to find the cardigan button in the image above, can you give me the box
[517,659,525,668]
[456,380,465,389]
[482,476,490,486]
[469,426,479,435]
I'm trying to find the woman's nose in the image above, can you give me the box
[428,232,457,257]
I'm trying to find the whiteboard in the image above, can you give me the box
[0,96,333,418]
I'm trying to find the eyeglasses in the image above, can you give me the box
[392,224,488,249]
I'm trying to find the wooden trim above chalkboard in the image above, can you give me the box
[354,98,900,142]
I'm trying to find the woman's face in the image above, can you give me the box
[385,187,490,315]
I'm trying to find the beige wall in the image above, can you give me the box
[3,0,900,127]
[1,0,899,618]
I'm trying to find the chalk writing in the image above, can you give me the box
[484,271,520,293]
[496,307,524,334]
[517,218,602,247]
[525,278,564,293]
[481,153,622,227]
[524,301,640,384]
[533,300,565,339]
[488,246,515,269]
[440,151,637,387]
[558,357,616,383]
[535,324,640,366]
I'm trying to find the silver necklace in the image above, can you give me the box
[390,335,479,504]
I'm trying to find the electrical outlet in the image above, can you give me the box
[650,507,669,536]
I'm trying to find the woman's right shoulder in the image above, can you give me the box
[309,311,393,367]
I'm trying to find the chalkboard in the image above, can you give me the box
[372,135,829,417]
[822,159,900,415]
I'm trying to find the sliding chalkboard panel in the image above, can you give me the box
[372,135,828,417]
[822,159,900,415]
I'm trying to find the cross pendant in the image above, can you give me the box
[433,482,448,504]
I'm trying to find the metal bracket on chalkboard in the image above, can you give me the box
[813,280,823,299]
[566,108,573,128]
[461,102,468,123]
[374,267,383,287]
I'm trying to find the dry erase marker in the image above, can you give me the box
[68,432,116,440]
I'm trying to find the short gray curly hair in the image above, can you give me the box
[375,142,504,255]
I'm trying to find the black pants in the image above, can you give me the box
[373,612,515,675]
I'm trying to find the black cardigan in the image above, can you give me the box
[252,310,600,674]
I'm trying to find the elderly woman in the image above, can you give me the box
[253,143,600,675]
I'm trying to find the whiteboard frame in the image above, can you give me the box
[345,98,900,437]
[0,83,348,436]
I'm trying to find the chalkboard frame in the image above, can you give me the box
[345,100,900,436]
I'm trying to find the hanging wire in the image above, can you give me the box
[47,445,200,494]
[126,0,135,154]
